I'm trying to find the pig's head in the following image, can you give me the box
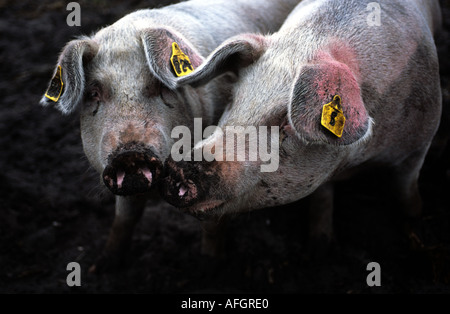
[162,34,373,218]
[40,25,207,196]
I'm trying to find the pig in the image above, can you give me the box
[163,0,443,256]
[40,0,302,271]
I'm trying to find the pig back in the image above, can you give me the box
[274,0,442,162]
[139,0,301,55]
[352,0,442,159]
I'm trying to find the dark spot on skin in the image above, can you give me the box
[280,127,288,144]
[92,101,100,116]
[260,180,269,188]
[272,197,277,200]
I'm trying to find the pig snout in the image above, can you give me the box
[102,144,163,196]
[162,156,201,208]
[162,155,229,217]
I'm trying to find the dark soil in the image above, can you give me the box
[1,0,449,294]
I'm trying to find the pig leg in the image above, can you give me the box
[200,216,230,258]
[392,147,430,250]
[307,182,335,259]
[393,149,429,218]
[90,195,147,273]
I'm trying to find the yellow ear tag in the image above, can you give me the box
[45,65,64,102]
[170,42,194,77]
[321,95,346,138]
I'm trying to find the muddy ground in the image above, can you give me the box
[1,0,449,295]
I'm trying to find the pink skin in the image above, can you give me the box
[106,177,114,188]
[178,185,188,197]
[313,44,368,136]
[324,36,418,96]
[116,168,152,189]
[117,170,125,189]
[140,168,153,186]
[325,39,361,82]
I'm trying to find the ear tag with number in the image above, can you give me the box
[170,42,194,77]
[321,95,346,138]
[45,65,64,102]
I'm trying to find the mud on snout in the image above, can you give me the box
[102,142,163,196]
[162,155,227,218]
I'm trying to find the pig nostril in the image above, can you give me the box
[139,167,153,186]
[178,184,188,197]
[102,147,163,196]
[104,175,114,188]
[116,170,125,189]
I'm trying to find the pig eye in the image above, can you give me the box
[88,90,100,101]
[84,88,102,116]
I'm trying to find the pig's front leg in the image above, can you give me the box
[200,216,230,258]
[392,147,430,250]
[90,195,147,273]
[308,182,335,259]
[393,149,428,219]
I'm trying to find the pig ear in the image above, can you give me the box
[141,27,204,90]
[40,39,99,115]
[288,62,373,146]
[176,34,267,88]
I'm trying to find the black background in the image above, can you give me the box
[1,0,449,294]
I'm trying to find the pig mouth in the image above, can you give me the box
[177,199,226,219]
